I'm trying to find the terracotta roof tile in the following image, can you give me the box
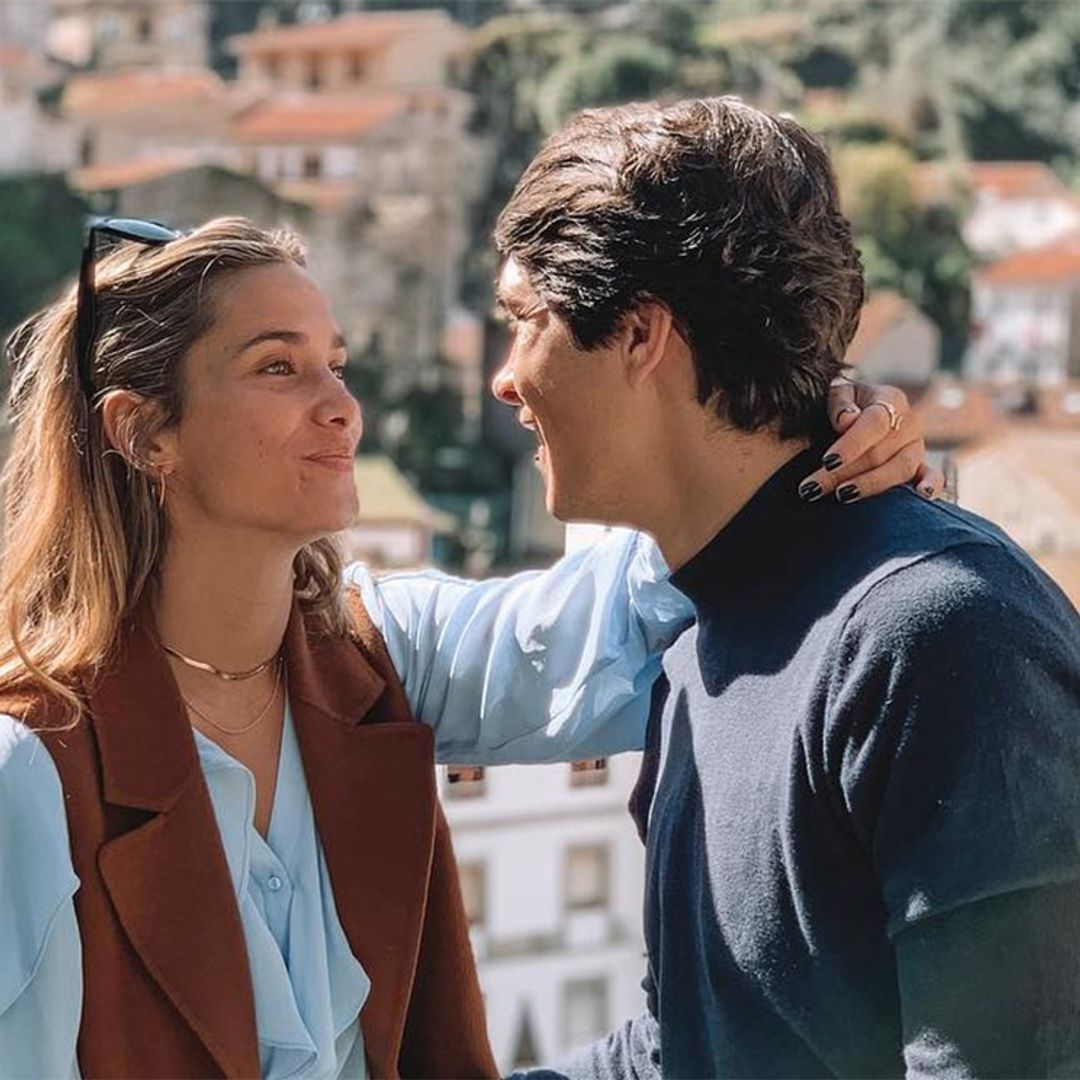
[978,232,1080,285]
[913,160,1067,205]
[846,290,912,366]
[915,378,998,448]
[69,152,204,193]
[231,93,404,142]
[229,10,455,55]
[63,68,225,118]
[966,161,1066,200]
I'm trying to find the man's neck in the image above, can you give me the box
[643,426,810,573]
[152,518,297,673]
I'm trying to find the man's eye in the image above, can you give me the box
[331,363,347,381]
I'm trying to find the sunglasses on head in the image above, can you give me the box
[73,216,181,431]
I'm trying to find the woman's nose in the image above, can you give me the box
[317,373,363,440]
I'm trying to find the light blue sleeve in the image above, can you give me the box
[345,529,693,764]
[0,715,83,1079]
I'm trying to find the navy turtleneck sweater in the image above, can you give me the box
[553,445,1080,1079]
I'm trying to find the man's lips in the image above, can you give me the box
[304,449,355,473]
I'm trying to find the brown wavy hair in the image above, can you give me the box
[495,96,866,440]
[0,216,349,723]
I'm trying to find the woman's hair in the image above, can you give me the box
[0,216,350,723]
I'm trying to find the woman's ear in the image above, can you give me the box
[99,390,175,474]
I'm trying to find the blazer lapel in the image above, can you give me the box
[90,615,260,1080]
[286,605,438,1079]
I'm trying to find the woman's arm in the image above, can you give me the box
[347,529,691,765]
[348,381,933,766]
[0,717,83,1079]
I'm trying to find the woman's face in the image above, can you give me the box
[160,261,362,546]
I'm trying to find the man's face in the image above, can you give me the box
[491,257,635,522]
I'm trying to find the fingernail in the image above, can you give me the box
[799,480,824,503]
[822,452,843,472]
[837,483,861,504]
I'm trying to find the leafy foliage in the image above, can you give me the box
[0,175,89,342]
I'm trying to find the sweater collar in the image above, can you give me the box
[670,442,830,609]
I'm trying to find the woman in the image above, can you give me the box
[0,217,932,1078]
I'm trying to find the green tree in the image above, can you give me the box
[834,143,973,369]
[0,175,89,341]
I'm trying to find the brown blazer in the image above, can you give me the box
[5,597,498,1079]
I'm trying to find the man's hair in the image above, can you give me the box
[494,96,865,439]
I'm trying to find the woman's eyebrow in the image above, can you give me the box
[232,329,306,356]
[231,329,348,356]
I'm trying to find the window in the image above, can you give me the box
[563,977,609,1049]
[457,861,486,927]
[445,764,485,798]
[349,51,366,82]
[564,844,609,912]
[306,55,322,90]
[135,14,154,43]
[570,758,608,788]
[302,151,322,179]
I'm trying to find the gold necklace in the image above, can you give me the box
[181,658,284,737]
[160,641,281,681]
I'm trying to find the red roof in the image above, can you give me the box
[0,44,34,69]
[70,153,204,193]
[231,93,404,142]
[914,379,998,448]
[967,162,1066,200]
[913,160,1067,205]
[846,291,914,365]
[229,10,455,55]
[63,68,225,118]
[978,233,1080,286]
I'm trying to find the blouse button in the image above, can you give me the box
[267,874,283,893]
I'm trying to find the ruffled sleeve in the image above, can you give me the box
[0,714,82,1078]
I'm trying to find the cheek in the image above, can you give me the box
[178,395,291,486]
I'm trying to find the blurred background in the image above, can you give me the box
[1,0,1078,1069]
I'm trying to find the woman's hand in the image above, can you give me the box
[799,379,945,504]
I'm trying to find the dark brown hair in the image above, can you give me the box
[495,96,865,439]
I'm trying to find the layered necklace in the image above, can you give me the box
[163,641,284,736]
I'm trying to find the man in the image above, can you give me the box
[492,97,1080,1077]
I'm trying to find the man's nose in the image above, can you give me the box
[491,360,521,406]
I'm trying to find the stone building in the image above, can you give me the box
[49,0,209,71]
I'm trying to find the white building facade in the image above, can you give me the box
[442,753,649,1071]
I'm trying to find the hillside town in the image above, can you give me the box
[1,1,1078,1070]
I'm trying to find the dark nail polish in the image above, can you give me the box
[799,480,823,503]
[822,452,843,472]
[919,484,935,499]
[837,483,860,504]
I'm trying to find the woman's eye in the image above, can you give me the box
[331,363,347,381]
[261,358,294,375]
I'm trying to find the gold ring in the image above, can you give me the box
[864,399,903,432]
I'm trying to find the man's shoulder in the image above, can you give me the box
[839,502,1079,669]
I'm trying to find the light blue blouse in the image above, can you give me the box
[0,530,692,1078]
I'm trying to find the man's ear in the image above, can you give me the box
[623,300,676,389]
[99,390,176,474]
